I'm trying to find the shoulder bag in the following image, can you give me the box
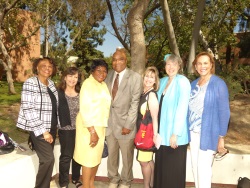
[134,95,155,151]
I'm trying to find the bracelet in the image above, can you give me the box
[219,135,224,138]
[89,130,96,134]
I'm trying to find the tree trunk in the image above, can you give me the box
[160,0,180,57]
[127,0,150,75]
[0,29,16,94]
[187,0,206,73]
[198,30,219,73]
[43,1,50,57]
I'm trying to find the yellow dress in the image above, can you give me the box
[74,75,111,167]
[137,92,154,162]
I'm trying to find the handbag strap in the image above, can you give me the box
[145,91,160,133]
[36,77,42,119]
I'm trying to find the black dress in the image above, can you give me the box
[136,90,157,162]
[153,94,188,188]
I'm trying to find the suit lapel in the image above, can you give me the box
[106,70,115,93]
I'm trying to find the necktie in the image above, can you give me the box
[112,74,119,99]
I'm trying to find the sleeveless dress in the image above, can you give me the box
[136,90,157,162]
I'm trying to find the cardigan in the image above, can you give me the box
[188,75,230,151]
[58,89,71,128]
[157,74,191,146]
[16,76,59,136]
[77,75,111,127]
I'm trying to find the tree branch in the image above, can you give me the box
[4,0,21,15]
[144,2,160,19]
[65,28,81,56]
[106,0,129,52]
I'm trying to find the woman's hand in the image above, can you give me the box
[170,134,178,149]
[89,129,99,148]
[43,132,53,144]
[217,137,227,153]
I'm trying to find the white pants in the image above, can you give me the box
[190,131,215,188]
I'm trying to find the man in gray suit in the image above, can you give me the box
[105,48,142,188]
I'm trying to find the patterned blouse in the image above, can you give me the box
[59,94,79,130]
[188,81,209,133]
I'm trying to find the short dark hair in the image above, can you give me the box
[90,59,108,73]
[32,57,57,77]
[57,67,83,93]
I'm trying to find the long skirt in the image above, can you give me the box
[153,144,188,188]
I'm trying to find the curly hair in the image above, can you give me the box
[32,57,57,77]
[90,59,108,73]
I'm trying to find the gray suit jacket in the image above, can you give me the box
[105,68,142,139]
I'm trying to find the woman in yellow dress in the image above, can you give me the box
[74,59,111,188]
[136,66,159,188]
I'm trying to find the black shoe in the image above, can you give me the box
[72,180,82,188]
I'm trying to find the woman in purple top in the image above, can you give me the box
[188,52,230,188]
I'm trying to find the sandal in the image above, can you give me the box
[72,180,82,188]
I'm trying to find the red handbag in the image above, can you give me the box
[134,101,155,151]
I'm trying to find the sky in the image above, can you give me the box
[96,32,123,57]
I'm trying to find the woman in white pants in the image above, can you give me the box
[188,52,230,188]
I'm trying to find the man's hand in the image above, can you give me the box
[121,127,131,135]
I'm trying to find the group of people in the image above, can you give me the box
[16,49,230,188]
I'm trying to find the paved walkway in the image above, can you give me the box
[50,179,196,188]
[49,143,250,188]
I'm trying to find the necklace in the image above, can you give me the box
[143,87,153,95]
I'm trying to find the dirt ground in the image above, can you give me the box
[1,94,250,145]
[225,94,250,145]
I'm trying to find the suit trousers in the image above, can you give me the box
[58,129,81,187]
[106,133,135,187]
[30,131,56,188]
[190,131,215,188]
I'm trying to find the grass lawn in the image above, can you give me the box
[0,81,28,144]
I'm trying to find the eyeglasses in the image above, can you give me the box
[214,149,229,161]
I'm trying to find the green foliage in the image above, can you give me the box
[0,81,27,143]
[237,33,250,58]
[219,63,250,100]
[219,73,243,101]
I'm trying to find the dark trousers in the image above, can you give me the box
[30,131,56,188]
[58,129,81,187]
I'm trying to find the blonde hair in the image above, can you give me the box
[143,66,160,91]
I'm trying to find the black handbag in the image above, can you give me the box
[0,131,15,155]
[102,141,108,158]
[237,177,250,188]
